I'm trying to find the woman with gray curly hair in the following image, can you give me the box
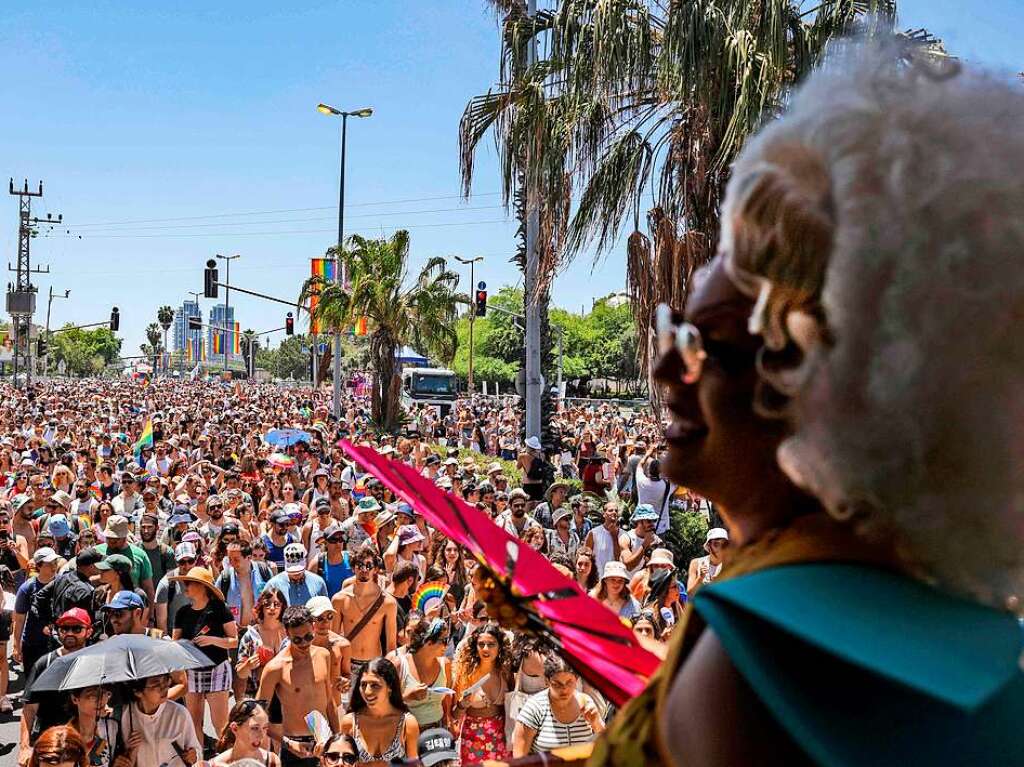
[593,40,1024,767]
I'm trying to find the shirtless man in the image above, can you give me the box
[257,605,340,767]
[305,596,352,710]
[10,495,37,556]
[331,544,397,677]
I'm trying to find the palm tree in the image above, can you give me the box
[460,2,944,405]
[145,323,163,374]
[299,231,464,432]
[156,306,174,375]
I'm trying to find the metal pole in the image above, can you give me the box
[556,326,563,406]
[467,258,475,395]
[45,287,53,378]
[333,114,348,420]
[185,290,201,378]
[224,257,230,373]
[524,0,542,442]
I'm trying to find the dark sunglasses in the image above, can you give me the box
[57,624,88,634]
[289,632,315,645]
[178,557,196,565]
[354,561,375,571]
[326,536,344,544]
[323,752,358,766]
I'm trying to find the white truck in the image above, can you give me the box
[400,367,458,416]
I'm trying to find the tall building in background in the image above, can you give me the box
[207,304,237,360]
[174,301,201,352]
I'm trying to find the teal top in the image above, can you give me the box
[693,563,1024,767]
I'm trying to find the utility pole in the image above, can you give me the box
[183,290,202,377]
[44,286,70,377]
[523,0,542,442]
[7,179,58,388]
[216,254,240,374]
[455,255,483,394]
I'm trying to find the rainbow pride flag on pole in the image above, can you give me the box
[233,322,241,355]
[309,258,337,335]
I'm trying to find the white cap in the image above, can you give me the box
[33,546,59,564]
[525,436,542,451]
[174,542,197,561]
[306,595,334,618]
[284,542,307,573]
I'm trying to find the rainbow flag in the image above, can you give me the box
[233,322,240,355]
[354,316,368,336]
[213,332,221,355]
[309,258,337,335]
[133,418,153,459]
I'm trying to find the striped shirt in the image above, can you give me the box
[516,690,598,754]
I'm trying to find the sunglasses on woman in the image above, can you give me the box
[322,751,358,766]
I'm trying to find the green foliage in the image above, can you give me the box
[50,326,122,378]
[664,509,710,573]
[452,288,641,392]
[425,444,524,486]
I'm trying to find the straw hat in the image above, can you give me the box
[601,561,629,582]
[648,548,675,568]
[169,566,225,601]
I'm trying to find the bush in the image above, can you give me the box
[663,508,710,572]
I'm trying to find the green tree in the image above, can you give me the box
[299,231,464,432]
[50,326,122,377]
[461,2,942,405]
[144,323,163,372]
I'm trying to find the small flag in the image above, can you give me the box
[133,419,154,459]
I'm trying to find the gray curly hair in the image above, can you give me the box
[721,40,1024,611]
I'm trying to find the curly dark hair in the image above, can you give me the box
[455,622,512,684]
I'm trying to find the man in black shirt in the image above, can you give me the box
[29,546,101,637]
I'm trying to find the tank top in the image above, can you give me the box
[399,653,447,726]
[321,553,353,596]
[353,714,407,763]
[589,526,618,575]
[261,533,294,569]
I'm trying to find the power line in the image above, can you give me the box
[63,192,504,228]
[50,218,512,239]
[55,205,504,234]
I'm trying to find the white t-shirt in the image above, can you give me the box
[635,464,676,535]
[121,700,202,767]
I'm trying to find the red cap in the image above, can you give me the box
[55,607,92,628]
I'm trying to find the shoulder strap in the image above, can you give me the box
[347,590,386,642]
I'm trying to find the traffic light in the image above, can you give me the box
[187,315,202,331]
[109,307,120,332]
[285,312,294,336]
[475,289,487,317]
[204,259,219,298]
[36,338,46,357]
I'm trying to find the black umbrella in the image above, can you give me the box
[28,634,213,692]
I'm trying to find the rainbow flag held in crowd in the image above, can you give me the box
[133,418,154,460]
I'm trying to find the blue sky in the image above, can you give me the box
[1,0,1020,355]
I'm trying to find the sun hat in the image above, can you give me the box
[601,560,630,582]
[648,548,676,568]
[436,476,453,489]
[181,531,202,544]
[50,490,73,511]
[525,436,542,451]
[11,494,31,512]
[101,590,146,611]
[397,525,425,546]
[174,542,197,562]
[168,513,193,527]
[356,497,382,514]
[418,728,458,767]
[55,607,92,628]
[306,595,334,618]
[96,553,133,573]
[375,509,397,528]
[630,504,659,524]
[552,507,573,526]
[33,546,59,565]
[169,566,225,601]
[103,514,131,540]
[284,542,307,573]
[46,514,71,538]
[394,502,415,519]
[487,462,503,475]
[704,527,730,552]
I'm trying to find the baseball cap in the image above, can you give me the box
[101,591,145,610]
[76,547,104,568]
[306,595,334,618]
[314,497,331,511]
[284,542,307,573]
[418,728,458,767]
[55,607,93,628]
[33,547,59,565]
[322,522,343,540]
[270,510,291,525]
[96,553,134,573]
[175,542,198,561]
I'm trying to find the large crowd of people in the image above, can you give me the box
[0,378,706,767]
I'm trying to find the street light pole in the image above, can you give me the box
[523,0,542,443]
[318,102,373,421]
[216,254,240,374]
[455,255,483,395]
[44,286,70,377]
